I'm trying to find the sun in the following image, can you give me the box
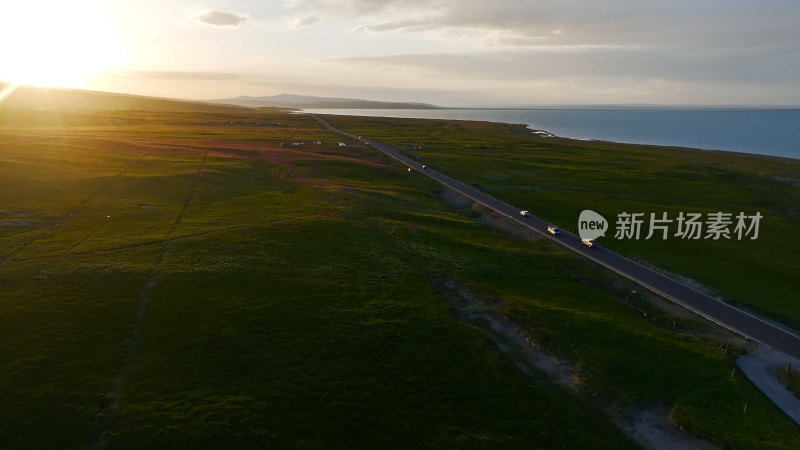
[0,0,125,88]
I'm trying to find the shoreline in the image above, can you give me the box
[516,123,800,163]
[304,109,800,162]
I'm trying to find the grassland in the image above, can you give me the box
[1,102,799,449]
[778,368,800,400]
[319,114,800,330]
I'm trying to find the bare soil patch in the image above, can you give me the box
[432,276,719,450]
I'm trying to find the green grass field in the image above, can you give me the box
[1,103,799,448]
[319,114,800,329]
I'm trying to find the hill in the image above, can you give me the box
[209,93,440,109]
[0,83,248,112]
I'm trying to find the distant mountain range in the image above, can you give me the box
[0,84,439,112]
[208,94,440,109]
[0,83,247,112]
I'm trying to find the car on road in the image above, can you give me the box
[581,238,598,248]
[422,165,427,169]
[547,225,561,236]
[520,210,530,217]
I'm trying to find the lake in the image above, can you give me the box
[303,108,800,160]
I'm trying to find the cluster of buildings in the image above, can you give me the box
[192,120,279,126]
[280,141,325,147]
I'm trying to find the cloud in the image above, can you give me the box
[324,0,800,104]
[109,70,240,81]
[344,0,800,51]
[356,19,433,33]
[331,44,800,85]
[103,0,800,106]
[197,10,249,27]
[286,0,435,19]
[287,15,321,28]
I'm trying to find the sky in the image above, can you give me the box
[1,0,800,106]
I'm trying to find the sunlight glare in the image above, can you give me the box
[0,0,126,88]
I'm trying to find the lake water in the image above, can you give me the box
[303,108,800,160]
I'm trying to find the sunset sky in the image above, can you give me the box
[2,0,799,106]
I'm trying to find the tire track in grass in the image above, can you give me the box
[67,168,157,253]
[0,135,58,146]
[0,213,329,269]
[11,143,216,257]
[84,152,208,450]
[0,152,152,263]
[68,216,116,253]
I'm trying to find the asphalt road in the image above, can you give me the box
[314,115,800,360]
[737,348,800,425]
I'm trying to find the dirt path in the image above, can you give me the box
[737,346,800,426]
[84,152,208,450]
[432,277,719,450]
[1,152,152,263]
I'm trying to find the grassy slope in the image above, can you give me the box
[0,83,249,113]
[1,106,798,448]
[0,110,632,449]
[319,115,800,328]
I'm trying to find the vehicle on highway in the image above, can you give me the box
[581,238,598,248]
[520,210,530,217]
[547,225,561,236]
[422,165,427,169]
